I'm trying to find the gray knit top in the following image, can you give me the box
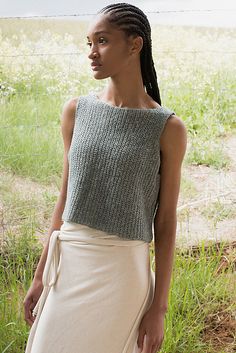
[61,92,175,243]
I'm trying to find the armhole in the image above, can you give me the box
[160,109,176,137]
[74,95,83,121]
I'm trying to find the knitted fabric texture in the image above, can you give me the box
[61,93,176,243]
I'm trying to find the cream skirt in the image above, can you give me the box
[25,221,155,353]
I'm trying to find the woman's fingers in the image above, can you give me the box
[23,297,35,327]
[137,328,146,351]
[141,335,160,353]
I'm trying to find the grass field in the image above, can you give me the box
[0,19,235,352]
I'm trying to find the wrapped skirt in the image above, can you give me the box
[25,221,155,353]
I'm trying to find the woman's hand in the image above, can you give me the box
[137,305,166,353]
[23,278,44,327]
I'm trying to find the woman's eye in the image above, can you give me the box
[99,37,107,43]
[86,38,107,47]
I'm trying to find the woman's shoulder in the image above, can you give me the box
[62,97,80,112]
[164,113,186,130]
[160,112,187,150]
[60,97,81,127]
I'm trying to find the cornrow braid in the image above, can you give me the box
[97,2,162,105]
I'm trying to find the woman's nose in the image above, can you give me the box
[88,50,99,60]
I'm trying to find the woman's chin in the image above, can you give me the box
[92,72,109,79]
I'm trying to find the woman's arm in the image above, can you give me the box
[151,114,187,314]
[24,97,78,326]
[137,114,187,351]
[32,97,78,282]
[32,195,66,282]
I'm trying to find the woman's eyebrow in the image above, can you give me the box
[86,31,111,39]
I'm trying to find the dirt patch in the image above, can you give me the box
[176,133,236,248]
[0,169,59,242]
[201,303,236,353]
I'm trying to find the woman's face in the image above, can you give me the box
[86,14,141,79]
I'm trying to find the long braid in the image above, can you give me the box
[97,2,162,106]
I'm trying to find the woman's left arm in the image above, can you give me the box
[137,114,187,353]
[152,114,187,314]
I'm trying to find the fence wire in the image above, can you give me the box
[0,8,235,19]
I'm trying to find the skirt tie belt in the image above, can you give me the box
[32,230,61,318]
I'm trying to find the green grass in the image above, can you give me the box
[164,243,235,353]
[0,225,43,353]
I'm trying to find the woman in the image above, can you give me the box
[23,3,187,353]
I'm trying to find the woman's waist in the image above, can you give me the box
[60,221,147,247]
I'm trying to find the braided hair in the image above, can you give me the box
[97,2,162,106]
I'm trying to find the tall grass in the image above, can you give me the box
[0,225,42,353]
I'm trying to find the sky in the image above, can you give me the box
[0,0,235,27]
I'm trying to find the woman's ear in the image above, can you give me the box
[133,36,143,54]
[128,35,143,56]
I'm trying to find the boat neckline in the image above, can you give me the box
[90,93,164,112]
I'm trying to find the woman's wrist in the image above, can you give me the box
[150,303,168,316]
[33,274,43,284]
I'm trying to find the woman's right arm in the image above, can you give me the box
[23,97,78,326]
[32,97,78,282]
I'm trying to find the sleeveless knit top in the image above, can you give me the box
[61,92,176,243]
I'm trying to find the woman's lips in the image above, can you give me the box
[91,62,102,70]
[91,65,101,70]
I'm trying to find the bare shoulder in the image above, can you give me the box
[165,113,186,130]
[60,97,80,134]
[61,97,79,122]
[160,114,188,153]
